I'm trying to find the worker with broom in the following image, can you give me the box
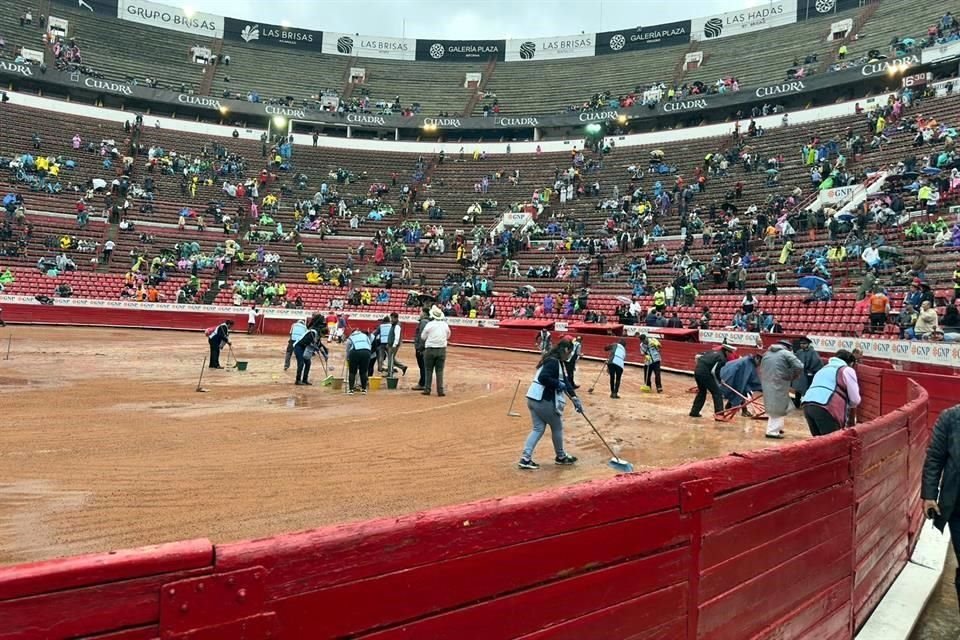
[638,334,662,393]
[345,327,373,394]
[720,353,763,416]
[603,339,627,399]
[206,319,234,369]
[518,339,582,470]
[690,344,735,418]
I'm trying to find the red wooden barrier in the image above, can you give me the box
[0,307,939,640]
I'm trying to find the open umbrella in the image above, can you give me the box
[615,295,633,304]
[836,213,855,221]
[522,285,537,293]
[798,275,828,291]
[765,168,780,175]
[921,167,942,176]
[878,246,901,257]
[2,194,15,207]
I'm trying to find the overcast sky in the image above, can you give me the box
[185,0,771,39]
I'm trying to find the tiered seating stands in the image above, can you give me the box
[51,3,210,93]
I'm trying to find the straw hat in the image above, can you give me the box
[429,305,445,320]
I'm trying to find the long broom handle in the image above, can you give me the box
[506,379,521,415]
[578,408,621,461]
[196,355,207,390]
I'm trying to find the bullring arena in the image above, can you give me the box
[3,0,960,637]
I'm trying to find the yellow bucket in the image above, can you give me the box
[368,376,382,391]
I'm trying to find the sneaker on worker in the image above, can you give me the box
[555,454,578,465]
[518,458,539,470]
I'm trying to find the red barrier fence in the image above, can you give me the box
[0,303,940,639]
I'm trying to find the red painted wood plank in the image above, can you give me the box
[79,626,157,640]
[216,468,697,598]
[688,436,851,497]
[855,472,908,526]
[700,510,852,603]
[854,536,909,629]
[271,510,692,638]
[0,539,212,601]
[354,552,689,640]
[513,602,686,640]
[855,451,907,497]
[0,567,210,640]
[703,459,850,532]
[701,484,851,568]
[745,579,851,640]
[857,428,908,474]
[853,412,907,447]
[855,517,908,585]
[697,535,851,640]
[855,496,908,567]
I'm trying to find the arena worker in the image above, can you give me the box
[412,307,430,391]
[603,339,627,399]
[293,323,321,386]
[690,344,735,418]
[386,312,408,378]
[564,335,582,389]
[800,349,860,436]
[720,353,763,415]
[760,340,804,439]
[345,327,373,394]
[283,317,307,371]
[638,334,662,393]
[205,319,233,369]
[518,339,582,470]
[420,305,451,396]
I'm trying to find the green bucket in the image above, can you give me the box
[386,377,399,390]
[235,361,248,371]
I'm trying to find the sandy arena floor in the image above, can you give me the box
[0,326,800,565]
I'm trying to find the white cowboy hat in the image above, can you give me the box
[429,306,445,320]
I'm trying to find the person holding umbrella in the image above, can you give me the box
[604,339,627,399]
[518,339,582,470]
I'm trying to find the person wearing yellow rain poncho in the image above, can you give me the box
[779,238,794,265]
[639,334,663,393]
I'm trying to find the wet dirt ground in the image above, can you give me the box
[0,326,802,565]
[911,551,959,640]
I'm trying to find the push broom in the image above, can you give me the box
[567,390,634,473]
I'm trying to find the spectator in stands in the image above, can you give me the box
[896,303,918,339]
[801,349,860,436]
[909,301,939,339]
[868,289,890,333]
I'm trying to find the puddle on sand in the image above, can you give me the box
[266,395,310,408]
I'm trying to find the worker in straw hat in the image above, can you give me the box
[420,305,451,396]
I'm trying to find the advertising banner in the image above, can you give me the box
[51,0,118,14]
[222,17,321,50]
[117,0,223,38]
[922,39,960,65]
[0,52,926,132]
[505,34,595,61]
[691,0,795,41]
[595,20,691,55]
[322,32,416,60]
[415,39,505,62]
[818,185,860,205]
[795,0,865,21]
